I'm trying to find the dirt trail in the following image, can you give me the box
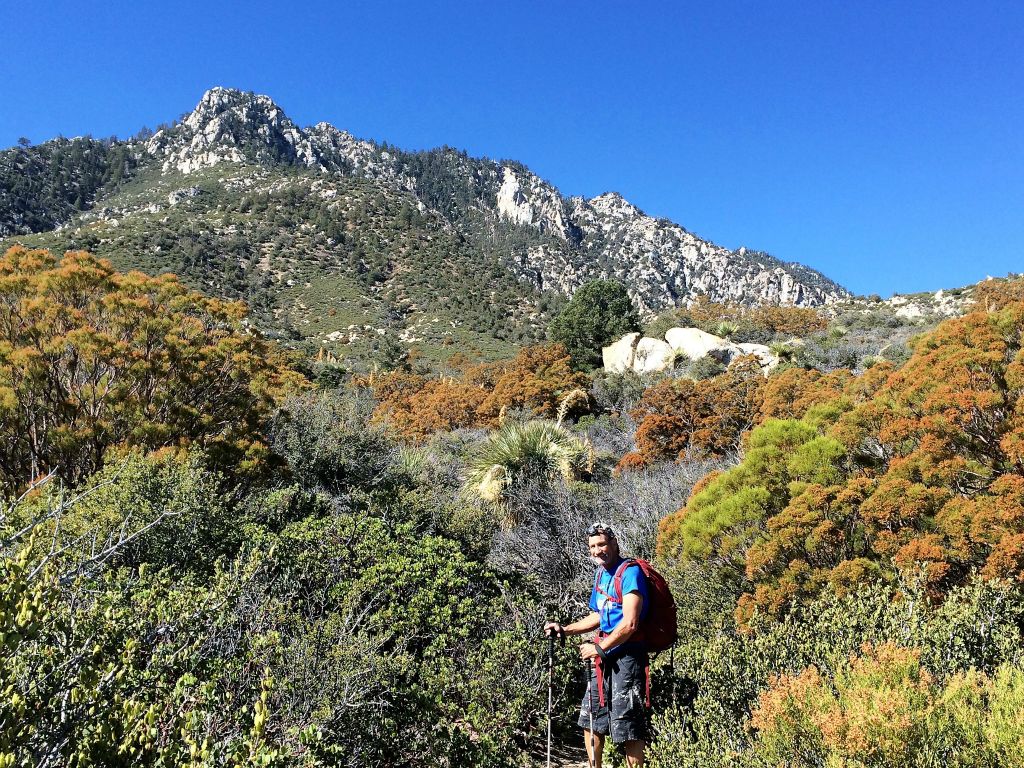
[528,742,591,768]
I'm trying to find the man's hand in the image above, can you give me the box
[579,641,599,661]
[543,621,565,638]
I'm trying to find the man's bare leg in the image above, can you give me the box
[583,731,604,768]
[623,739,645,767]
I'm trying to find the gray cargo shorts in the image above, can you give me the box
[577,648,649,744]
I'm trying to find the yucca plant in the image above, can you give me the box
[769,340,797,362]
[556,388,590,426]
[464,419,588,524]
[713,320,740,339]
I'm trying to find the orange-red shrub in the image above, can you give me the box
[657,302,1024,621]
[369,344,587,440]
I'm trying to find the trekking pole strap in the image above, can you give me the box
[594,633,607,709]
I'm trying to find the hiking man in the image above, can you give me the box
[544,523,649,768]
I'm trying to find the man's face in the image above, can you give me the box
[588,533,619,569]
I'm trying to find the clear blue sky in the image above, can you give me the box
[2,0,1021,296]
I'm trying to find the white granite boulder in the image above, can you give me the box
[664,327,740,363]
[632,337,675,374]
[601,327,781,376]
[736,342,779,371]
[601,332,640,373]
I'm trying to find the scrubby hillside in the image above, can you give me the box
[2,244,1023,766]
[0,136,137,235]
[646,278,1024,766]
[2,80,1022,765]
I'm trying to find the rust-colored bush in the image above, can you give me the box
[0,247,308,493]
[656,302,1024,620]
[630,357,765,462]
[760,367,852,422]
[369,344,587,440]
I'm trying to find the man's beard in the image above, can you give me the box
[589,556,604,566]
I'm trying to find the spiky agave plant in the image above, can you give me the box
[465,419,588,525]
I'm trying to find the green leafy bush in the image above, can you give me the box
[648,578,1024,768]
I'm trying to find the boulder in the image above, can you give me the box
[665,327,739,363]
[167,186,202,206]
[602,332,640,373]
[632,337,675,374]
[736,342,779,371]
[602,328,781,376]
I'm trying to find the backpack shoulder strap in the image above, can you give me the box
[595,567,615,601]
[611,559,636,604]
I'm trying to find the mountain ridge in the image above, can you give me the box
[1,87,852,365]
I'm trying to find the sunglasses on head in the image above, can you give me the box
[587,523,615,539]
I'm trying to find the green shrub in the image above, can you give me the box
[648,578,1024,767]
[7,448,238,577]
[548,280,640,370]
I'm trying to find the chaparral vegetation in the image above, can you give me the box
[2,245,1024,767]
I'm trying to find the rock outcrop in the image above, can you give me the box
[602,327,779,376]
[499,179,848,312]
[495,166,574,239]
[563,192,838,312]
[146,87,327,174]
[736,343,779,372]
[885,288,966,319]
[602,332,641,374]
[633,337,675,374]
[305,122,415,190]
[664,327,737,363]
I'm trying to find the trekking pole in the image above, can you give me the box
[546,630,555,768]
[670,644,677,708]
[586,657,596,768]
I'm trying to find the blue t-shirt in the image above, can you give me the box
[589,559,649,649]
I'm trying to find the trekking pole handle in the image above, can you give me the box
[544,622,566,644]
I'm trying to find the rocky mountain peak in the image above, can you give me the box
[0,85,850,316]
[182,87,277,129]
[145,87,326,174]
[587,191,642,220]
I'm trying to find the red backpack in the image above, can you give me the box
[594,558,678,652]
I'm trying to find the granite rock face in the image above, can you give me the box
[495,166,573,238]
[138,88,848,313]
[503,185,847,313]
[602,327,780,376]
